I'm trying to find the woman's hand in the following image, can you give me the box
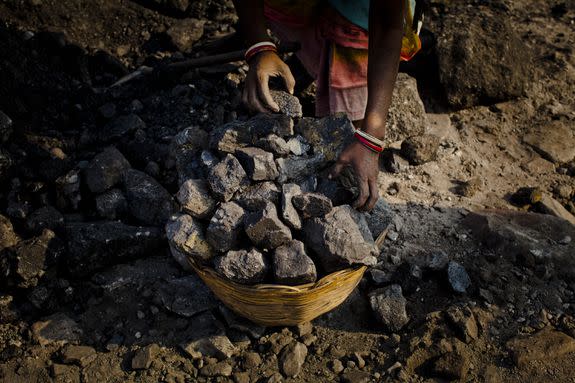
[329,140,380,211]
[243,51,296,113]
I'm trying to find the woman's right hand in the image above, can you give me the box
[243,50,296,113]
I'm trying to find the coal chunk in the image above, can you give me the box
[208,154,248,202]
[245,202,292,250]
[206,202,245,253]
[0,214,19,251]
[234,182,281,211]
[99,114,145,143]
[276,152,326,183]
[273,240,317,285]
[95,188,128,220]
[84,147,131,193]
[235,147,279,181]
[270,90,303,118]
[177,179,216,219]
[214,248,269,284]
[166,214,214,264]
[26,206,65,235]
[292,192,332,219]
[0,110,13,143]
[281,183,302,230]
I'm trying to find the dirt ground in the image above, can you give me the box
[0,0,574,382]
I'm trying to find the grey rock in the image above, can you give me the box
[158,275,217,317]
[0,214,19,251]
[166,18,205,52]
[177,179,216,219]
[206,202,245,252]
[247,113,294,138]
[26,206,65,235]
[276,152,326,183]
[369,269,392,286]
[0,110,13,143]
[292,192,332,219]
[181,335,237,360]
[295,114,354,161]
[214,248,269,284]
[245,202,292,250]
[84,147,131,193]
[524,121,575,164]
[386,73,428,143]
[66,222,164,276]
[363,198,395,239]
[99,114,145,142]
[369,284,409,332]
[400,134,440,165]
[200,149,219,169]
[173,125,209,152]
[303,205,378,273]
[95,188,128,220]
[287,135,310,155]
[234,181,281,211]
[281,183,303,230]
[433,9,531,109]
[447,261,471,293]
[270,90,303,118]
[166,214,213,263]
[131,344,160,370]
[123,169,178,225]
[31,313,83,347]
[208,154,248,202]
[235,147,279,181]
[273,240,317,285]
[423,250,449,271]
[256,134,291,156]
[279,342,307,377]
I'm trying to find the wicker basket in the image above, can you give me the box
[185,256,368,327]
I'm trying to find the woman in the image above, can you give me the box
[233,0,421,211]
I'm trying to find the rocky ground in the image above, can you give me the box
[1,0,575,382]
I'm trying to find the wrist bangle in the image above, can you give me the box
[354,128,385,147]
[354,132,384,153]
[245,41,277,62]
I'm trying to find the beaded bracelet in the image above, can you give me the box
[245,41,277,62]
[353,130,384,153]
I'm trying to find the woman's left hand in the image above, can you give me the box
[329,140,380,211]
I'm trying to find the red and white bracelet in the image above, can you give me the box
[245,41,278,62]
[354,129,385,153]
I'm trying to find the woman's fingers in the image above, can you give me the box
[257,72,280,112]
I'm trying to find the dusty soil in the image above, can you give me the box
[0,1,574,383]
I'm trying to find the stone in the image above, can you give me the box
[26,206,65,235]
[281,183,303,230]
[386,73,428,143]
[206,202,245,252]
[235,147,279,181]
[538,194,575,226]
[276,152,326,183]
[51,364,79,380]
[61,345,97,367]
[270,90,303,118]
[458,177,482,198]
[292,192,332,219]
[123,169,178,225]
[218,306,266,339]
[99,114,145,142]
[182,335,237,360]
[294,322,313,337]
[0,295,18,322]
[95,188,128,220]
[243,352,262,369]
[166,214,213,264]
[55,170,82,211]
[234,181,281,211]
[368,284,409,332]
[316,177,355,206]
[200,361,233,377]
[279,342,307,377]
[382,150,410,173]
[524,121,575,164]
[295,114,354,161]
[209,121,250,154]
[234,372,250,383]
[303,205,378,273]
[331,359,344,374]
[432,8,531,109]
[400,134,440,165]
[0,214,19,251]
[447,261,471,293]
[31,313,82,346]
[245,202,292,250]
[214,248,269,284]
[423,250,449,271]
[363,199,395,239]
[256,134,291,156]
[158,275,218,317]
[506,327,575,367]
[247,113,294,139]
[369,269,392,286]
[287,135,310,155]
[166,18,205,52]
[521,157,555,174]
[0,110,13,143]
[176,179,216,219]
[273,240,317,285]
[66,222,164,276]
[340,370,371,383]
[131,344,160,370]
[431,351,469,380]
[208,154,249,202]
[1,229,58,288]
[83,147,131,193]
[445,306,478,343]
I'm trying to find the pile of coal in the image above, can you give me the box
[166,92,385,285]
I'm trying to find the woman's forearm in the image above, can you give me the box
[232,0,269,45]
[363,0,405,140]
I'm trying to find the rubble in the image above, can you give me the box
[235,147,279,181]
[234,181,281,211]
[244,202,292,250]
[272,240,317,285]
[208,154,248,201]
[131,344,160,370]
[276,152,326,183]
[176,179,216,219]
[214,248,269,284]
[292,192,333,218]
[281,183,303,230]
[279,342,307,377]
[181,335,237,360]
[206,202,245,252]
[31,313,83,346]
[369,284,409,332]
[271,90,303,118]
[400,134,441,165]
[166,214,214,263]
[255,134,291,156]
